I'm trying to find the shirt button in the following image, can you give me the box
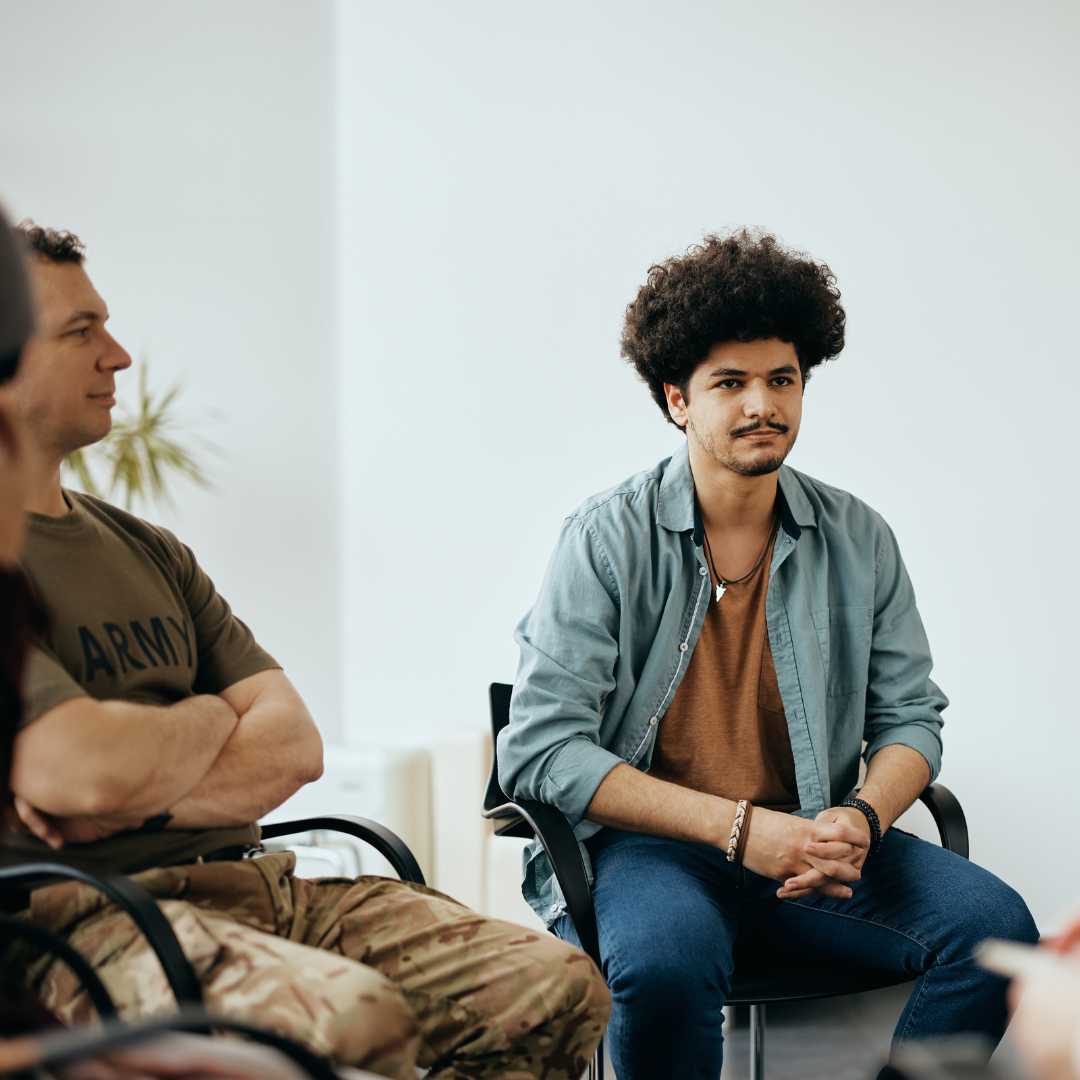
[649,715,658,726]
[679,642,688,652]
[699,566,707,577]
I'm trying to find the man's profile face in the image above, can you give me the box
[12,257,131,456]
[665,337,804,478]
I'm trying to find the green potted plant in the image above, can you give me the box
[65,364,212,509]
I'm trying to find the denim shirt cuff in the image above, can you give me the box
[863,725,942,784]
[541,738,625,826]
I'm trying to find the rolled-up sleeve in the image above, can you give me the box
[863,522,947,780]
[497,517,625,825]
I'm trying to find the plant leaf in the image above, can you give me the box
[63,359,213,510]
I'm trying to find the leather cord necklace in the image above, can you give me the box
[702,514,778,603]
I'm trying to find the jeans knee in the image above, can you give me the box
[955,877,1039,956]
[611,952,722,1022]
[987,883,1039,946]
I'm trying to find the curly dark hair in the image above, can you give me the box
[621,229,846,426]
[16,219,86,264]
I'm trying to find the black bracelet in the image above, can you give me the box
[841,796,882,856]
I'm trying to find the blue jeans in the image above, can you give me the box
[554,827,1037,1080]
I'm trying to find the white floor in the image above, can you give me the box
[720,986,903,1080]
[599,984,1026,1079]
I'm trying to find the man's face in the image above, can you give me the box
[664,337,803,477]
[12,257,131,456]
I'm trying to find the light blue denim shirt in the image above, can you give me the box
[498,445,947,926]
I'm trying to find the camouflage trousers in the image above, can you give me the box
[24,851,610,1079]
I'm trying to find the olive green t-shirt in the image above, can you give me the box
[3,491,279,874]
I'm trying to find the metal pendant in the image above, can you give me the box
[715,582,726,602]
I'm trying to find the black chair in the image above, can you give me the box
[0,861,206,1007]
[483,681,969,1080]
[259,814,426,885]
[0,905,344,1076]
[0,816,429,1036]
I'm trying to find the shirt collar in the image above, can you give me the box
[656,442,817,544]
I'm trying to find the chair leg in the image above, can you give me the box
[588,1035,605,1080]
[749,1003,765,1080]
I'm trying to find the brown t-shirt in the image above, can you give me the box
[649,535,799,810]
[2,491,279,873]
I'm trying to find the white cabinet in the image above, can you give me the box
[260,744,432,881]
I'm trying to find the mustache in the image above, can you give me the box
[731,421,790,438]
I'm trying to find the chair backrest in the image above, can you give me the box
[483,682,514,815]
[484,683,539,839]
[0,915,117,1021]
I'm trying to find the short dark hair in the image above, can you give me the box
[621,229,846,426]
[16,220,86,264]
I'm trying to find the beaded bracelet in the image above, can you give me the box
[726,799,749,863]
[841,795,882,856]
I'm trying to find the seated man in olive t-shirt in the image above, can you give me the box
[2,222,609,1080]
[11,490,282,873]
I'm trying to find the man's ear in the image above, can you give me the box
[663,382,688,429]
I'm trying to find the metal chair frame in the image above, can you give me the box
[0,812,429,1023]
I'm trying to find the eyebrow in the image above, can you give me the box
[708,364,799,378]
[60,310,105,330]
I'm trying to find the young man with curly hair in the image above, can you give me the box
[499,230,1037,1078]
[3,221,610,1080]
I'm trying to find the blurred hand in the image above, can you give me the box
[1046,913,1080,956]
[0,399,28,563]
[1008,955,1080,1080]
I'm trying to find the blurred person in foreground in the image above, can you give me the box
[1,219,608,1080]
[0,203,37,724]
[1006,916,1080,1080]
[499,229,1038,1079]
[881,923,1080,1080]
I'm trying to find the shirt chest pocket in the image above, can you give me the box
[810,605,873,698]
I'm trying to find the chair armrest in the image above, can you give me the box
[483,798,600,965]
[917,783,969,859]
[0,914,116,1019]
[260,815,425,885]
[0,862,203,1006]
[3,1005,339,1079]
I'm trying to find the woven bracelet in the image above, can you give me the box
[734,801,755,866]
[726,799,749,863]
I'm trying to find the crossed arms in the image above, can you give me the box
[9,668,323,846]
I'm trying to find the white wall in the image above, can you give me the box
[337,0,1080,929]
[4,0,1074,932]
[2,2,342,736]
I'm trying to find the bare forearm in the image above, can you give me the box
[168,698,323,828]
[11,694,239,818]
[585,763,735,847]
[858,744,931,832]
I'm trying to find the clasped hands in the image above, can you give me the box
[741,804,872,901]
